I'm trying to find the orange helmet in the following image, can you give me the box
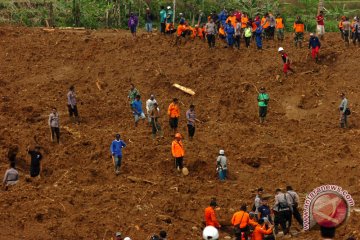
[175,133,182,138]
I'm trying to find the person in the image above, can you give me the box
[150,102,163,138]
[115,232,122,240]
[218,25,226,42]
[2,162,19,189]
[252,218,274,240]
[226,11,237,29]
[165,22,176,35]
[255,22,263,50]
[241,12,249,33]
[286,186,303,227]
[258,198,273,224]
[320,226,335,240]
[186,104,196,140]
[268,12,276,40]
[342,17,351,46]
[128,12,138,37]
[67,85,79,124]
[160,6,167,34]
[178,12,185,24]
[253,187,263,214]
[218,9,228,27]
[261,13,270,40]
[27,145,43,178]
[234,19,242,49]
[273,189,292,236]
[175,21,189,45]
[150,235,160,240]
[159,230,167,240]
[132,95,146,127]
[278,47,294,78]
[353,17,360,46]
[293,16,305,48]
[48,107,60,144]
[203,226,219,240]
[231,204,250,240]
[110,134,126,175]
[225,21,235,48]
[309,33,321,62]
[257,87,269,124]
[128,84,140,107]
[316,11,325,40]
[339,93,349,128]
[146,95,157,124]
[172,133,185,171]
[244,23,252,48]
[338,16,345,40]
[216,150,227,181]
[275,14,284,41]
[168,98,180,134]
[145,8,154,33]
[166,6,173,24]
[206,18,217,48]
[204,200,221,228]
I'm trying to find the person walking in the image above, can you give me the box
[186,104,196,140]
[128,12,138,37]
[286,186,303,227]
[257,87,269,124]
[258,198,273,224]
[255,22,263,50]
[204,200,221,228]
[132,95,146,127]
[160,6,167,34]
[225,21,235,48]
[244,23,252,48]
[110,134,126,175]
[216,150,228,181]
[67,85,79,124]
[2,162,18,190]
[171,133,185,171]
[146,95,157,125]
[316,11,325,40]
[128,84,140,107]
[48,107,60,144]
[145,8,154,33]
[150,102,163,138]
[293,16,305,48]
[205,18,217,48]
[339,93,349,128]
[168,98,180,134]
[276,13,285,41]
[309,33,321,62]
[252,218,274,240]
[231,204,250,240]
[273,189,292,236]
[278,47,294,78]
[27,145,43,178]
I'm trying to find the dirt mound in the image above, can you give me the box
[0,26,359,240]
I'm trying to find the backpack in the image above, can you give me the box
[278,194,289,210]
[345,108,351,115]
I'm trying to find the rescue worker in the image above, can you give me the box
[27,145,43,178]
[293,16,305,48]
[338,16,345,40]
[172,133,185,171]
[2,162,18,190]
[231,204,250,240]
[168,98,180,134]
[268,12,276,40]
[257,87,269,124]
[241,12,249,33]
[225,20,235,48]
[165,22,176,35]
[308,33,321,62]
[160,6,167,34]
[339,93,349,128]
[261,13,270,40]
[218,25,226,42]
[48,107,60,144]
[216,150,227,181]
[67,85,79,124]
[204,200,221,228]
[128,12,138,38]
[278,47,294,78]
[342,17,351,46]
[252,218,274,240]
[110,133,126,175]
[286,186,303,227]
[218,9,228,27]
[258,198,273,224]
[273,189,292,236]
[316,11,325,40]
[275,14,284,41]
[175,21,188,46]
[226,11,237,29]
[166,6,173,24]
[206,18,217,48]
[253,187,263,214]
[255,22,263,50]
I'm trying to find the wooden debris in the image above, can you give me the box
[42,28,55,33]
[172,83,195,96]
[127,176,157,185]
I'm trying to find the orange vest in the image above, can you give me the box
[168,102,180,118]
[165,23,172,32]
[339,20,343,29]
[172,140,184,157]
[226,16,237,28]
[351,21,355,32]
[252,224,273,240]
[241,16,248,28]
[252,22,257,31]
[231,211,250,228]
[293,22,304,32]
[276,18,284,29]
[177,24,187,36]
[219,27,225,36]
[262,17,269,29]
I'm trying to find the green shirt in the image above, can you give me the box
[258,93,269,107]
[128,88,140,103]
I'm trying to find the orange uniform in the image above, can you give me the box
[251,224,273,240]
[226,16,237,28]
[177,24,187,37]
[204,207,220,227]
[231,211,249,228]
[261,17,269,29]
[171,140,184,157]
[219,26,225,36]
[276,18,284,29]
[293,22,304,32]
[252,22,257,32]
[168,102,180,118]
[241,16,249,28]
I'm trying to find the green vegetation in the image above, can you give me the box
[0,0,359,32]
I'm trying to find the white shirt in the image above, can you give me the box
[146,99,157,112]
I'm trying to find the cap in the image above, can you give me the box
[278,47,284,52]
[219,150,225,155]
[115,232,122,237]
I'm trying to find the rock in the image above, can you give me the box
[191,226,198,231]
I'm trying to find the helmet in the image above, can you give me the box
[219,150,225,155]
[310,32,314,36]
[167,6,171,9]
[179,12,183,16]
[202,226,219,240]
[175,133,182,138]
[124,238,132,240]
[278,47,284,52]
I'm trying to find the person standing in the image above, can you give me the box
[186,104,196,140]
[244,23,252,48]
[216,150,227,181]
[110,134,126,175]
[342,17,351,46]
[268,12,276,40]
[276,13,285,41]
[231,204,250,240]
[286,186,303,227]
[204,200,221,228]
[172,133,185,171]
[234,19,242,49]
[253,187,263,214]
[316,11,325,40]
[255,22,263,50]
[225,21,235,48]
[205,18,217,48]
[146,95,157,124]
[132,95,146,127]
[128,83,140,107]
[339,93,349,128]
[67,85,79,124]
[150,102,163,138]
[293,16,305,48]
[309,33,321,62]
[352,17,360,46]
[257,87,269,124]
[2,162,18,190]
[128,12,138,38]
[48,107,60,144]
[168,98,180,134]
[273,189,292,236]
[159,6,167,34]
[166,6,173,24]
[27,145,43,178]
[278,47,294,78]
[145,8,154,33]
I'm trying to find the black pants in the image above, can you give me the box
[259,106,268,118]
[245,37,251,48]
[292,206,303,226]
[67,104,79,117]
[169,117,178,129]
[353,33,360,44]
[160,22,166,33]
[30,167,40,177]
[51,127,60,143]
[274,210,291,235]
[234,226,249,240]
[175,157,183,169]
[151,118,161,134]
[234,35,241,49]
[187,124,195,138]
[207,34,215,48]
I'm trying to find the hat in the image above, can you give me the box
[219,150,225,155]
[310,33,314,36]
[167,6,171,9]
[115,232,122,237]
[278,47,284,52]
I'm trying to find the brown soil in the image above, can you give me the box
[0,26,359,240]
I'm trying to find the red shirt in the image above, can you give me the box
[281,53,288,64]
[316,15,324,25]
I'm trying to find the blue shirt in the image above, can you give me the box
[132,100,143,115]
[225,25,235,36]
[110,140,126,156]
[309,36,321,49]
[258,205,272,222]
